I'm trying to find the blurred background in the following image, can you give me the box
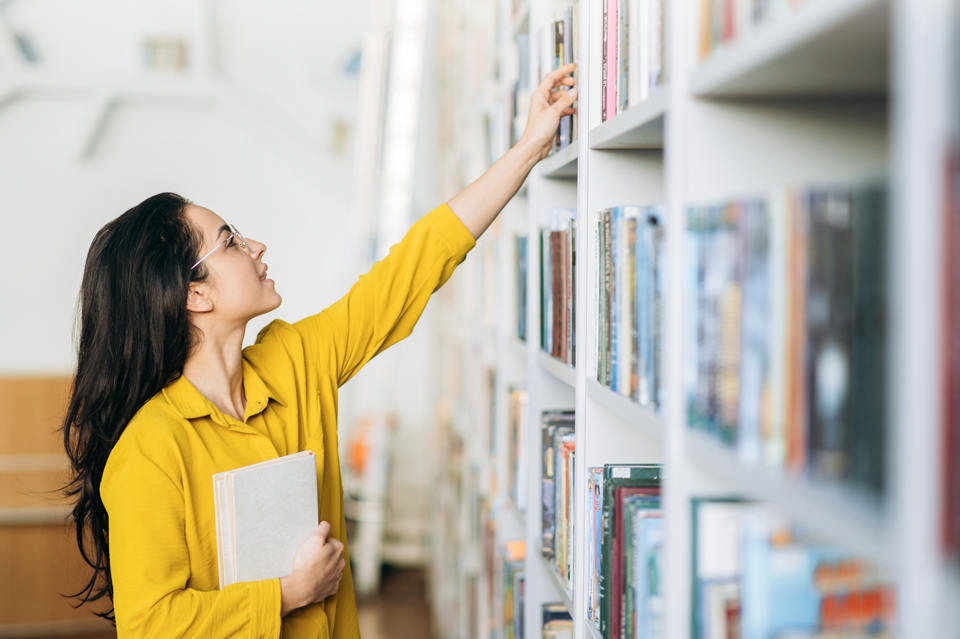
[0,0,450,636]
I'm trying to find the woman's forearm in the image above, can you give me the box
[446,65,577,240]
[447,139,542,239]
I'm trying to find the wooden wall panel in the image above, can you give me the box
[0,377,72,456]
[0,525,111,625]
[0,470,69,509]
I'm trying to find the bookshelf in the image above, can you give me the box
[429,0,958,637]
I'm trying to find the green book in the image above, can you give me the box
[599,464,661,638]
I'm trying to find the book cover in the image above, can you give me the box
[213,451,318,589]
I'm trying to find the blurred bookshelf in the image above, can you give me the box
[428,0,958,638]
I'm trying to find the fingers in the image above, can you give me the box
[537,63,576,92]
[315,521,332,543]
[338,558,346,572]
[551,87,578,115]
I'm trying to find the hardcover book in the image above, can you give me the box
[213,451,319,589]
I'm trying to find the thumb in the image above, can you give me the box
[315,521,332,543]
[552,87,578,115]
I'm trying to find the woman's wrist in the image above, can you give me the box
[279,572,307,617]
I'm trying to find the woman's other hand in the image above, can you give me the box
[280,521,346,616]
[519,63,578,161]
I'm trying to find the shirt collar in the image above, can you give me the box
[161,362,282,424]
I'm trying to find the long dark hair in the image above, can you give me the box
[62,193,206,621]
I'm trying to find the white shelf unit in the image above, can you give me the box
[429,0,959,637]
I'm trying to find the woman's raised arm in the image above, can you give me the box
[448,63,577,239]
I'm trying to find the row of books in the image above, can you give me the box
[542,603,574,638]
[694,499,896,638]
[540,410,576,591]
[595,206,666,411]
[698,0,805,61]
[500,539,526,639]
[684,183,888,495]
[508,387,530,511]
[533,4,579,153]
[586,465,663,639]
[601,0,666,123]
[541,209,578,365]
[517,235,529,342]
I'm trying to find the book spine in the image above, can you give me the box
[617,0,628,115]
[611,207,622,392]
[807,188,855,481]
[600,474,614,637]
[562,7,574,147]
[602,0,609,122]
[629,217,639,400]
[784,190,808,474]
[621,215,635,397]
[568,219,577,366]
[604,211,614,386]
[552,231,564,359]
[606,0,618,121]
[849,184,887,494]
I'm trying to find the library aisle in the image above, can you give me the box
[421,0,960,638]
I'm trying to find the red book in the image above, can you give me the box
[551,231,564,359]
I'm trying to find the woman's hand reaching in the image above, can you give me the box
[446,62,577,239]
[519,63,578,161]
[279,521,346,617]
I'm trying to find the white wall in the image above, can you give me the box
[0,0,371,373]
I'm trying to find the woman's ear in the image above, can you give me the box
[186,281,214,313]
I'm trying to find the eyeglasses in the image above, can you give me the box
[192,224,249,270]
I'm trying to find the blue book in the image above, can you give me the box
[685,209,702,425]
[610,207,623,391]
[635,513,664,639]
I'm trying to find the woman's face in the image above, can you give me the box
[187,204,282,323]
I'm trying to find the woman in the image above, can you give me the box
[62,64,576,638]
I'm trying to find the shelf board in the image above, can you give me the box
[686,430,888,560]
[538,350,575,387]
[588,89,668,149]
[585,378,662,441]
[539,143,578,178]
[539,552,574,612]
[690,0,889,98]
[584,619,602,639]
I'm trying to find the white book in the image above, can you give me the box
[213,451,319,589]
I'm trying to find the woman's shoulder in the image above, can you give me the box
[103,390,189,487]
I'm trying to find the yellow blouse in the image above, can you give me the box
[100,204,475,638]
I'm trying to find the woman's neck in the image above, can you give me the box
[182,326,247,422]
